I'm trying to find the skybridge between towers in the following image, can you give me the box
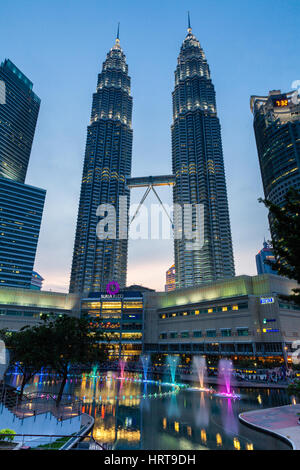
[126,175,175,188]
[126,175,175,225]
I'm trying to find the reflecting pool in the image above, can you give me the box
[5,371,297,450]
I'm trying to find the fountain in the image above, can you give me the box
[118,359,126,380]
[215,359,240,399]
[91,364,98,378]
[190,356,213,393]
[167,355,179,384]
[140,354,151,382]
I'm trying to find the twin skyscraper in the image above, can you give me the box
[69,21,235,294]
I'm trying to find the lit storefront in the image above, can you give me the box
[81,291,144,360]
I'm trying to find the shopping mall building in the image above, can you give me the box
[143,274,300,365]
[0,274,299,365]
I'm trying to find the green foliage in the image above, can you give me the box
[287,380,300,393]
[0,322,54,396]
[0,314,108,401]
[36,314,108,403]
[259,187,300,304]
[0,429,16,442]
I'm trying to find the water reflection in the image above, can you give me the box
[4,370,297,450]
[195,392,209,427]
[221,398,238,436]
[167,393,180,419]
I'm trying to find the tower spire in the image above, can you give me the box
[187,11,192,33]
[114,22,121,49]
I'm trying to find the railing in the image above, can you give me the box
[0,385,83,421]
[0,433,90,450]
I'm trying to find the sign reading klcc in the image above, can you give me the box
[260,297,274,305]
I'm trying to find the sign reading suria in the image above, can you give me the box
[260,297,274,305]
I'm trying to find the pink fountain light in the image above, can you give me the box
[216,359,240,400]
[118,359,126,379]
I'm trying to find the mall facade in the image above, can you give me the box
[143,274,300,365]
[80,290,143,360]
[0,274,299,365]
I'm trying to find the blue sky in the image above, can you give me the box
[1,0,299,291]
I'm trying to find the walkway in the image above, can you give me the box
[239,404,300,450]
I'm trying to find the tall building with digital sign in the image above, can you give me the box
[256,240,277,275]
[171,20,235,289]
[165,264,176,292]
[0,59,45,289]
[0,59,40,183]
[250,90,300,207]
[70,32,133,294]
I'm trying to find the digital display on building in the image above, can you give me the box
[273,96,289,107]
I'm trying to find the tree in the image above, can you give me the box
[259,187,300,304]
[44,315,108,404]
[0,323,52,398]
[0,314,108,403]
[0,429,16,442]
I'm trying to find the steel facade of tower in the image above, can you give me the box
[171,25,235,288]
[0,59,40,183]
[0,58,45,289]
[70,36,133,294]
[0,177,46,288]
[250,90,300,207]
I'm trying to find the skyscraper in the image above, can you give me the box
[0,59,45,289]
[0,178,46,288]
[0,59,41,183]
[171,19,235,289]
[256,239,277,275]
[70,31,133,294]
[165,264,176,292]
[250,90,300,207]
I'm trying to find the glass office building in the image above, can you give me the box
[0,59,40,183]
[0,177,45,288]
[0,58,45,289]
[165,264,176,292]
[171,22,235,288]
[70,33,133,294]
[81,291,143,360]
[256,240,277,275]
[250,89,300,207]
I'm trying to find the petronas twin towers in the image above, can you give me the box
[69,21,235,294]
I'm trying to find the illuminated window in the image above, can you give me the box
[102,302,122,309]
[193,331,202,337]
[123,302,143,309]
[82,302,100,309]
[208,308,213,313]
[232,305,238,310]
[222,306,228,312]
[181,331,189,338]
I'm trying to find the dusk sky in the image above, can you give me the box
[1,0,299,292]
